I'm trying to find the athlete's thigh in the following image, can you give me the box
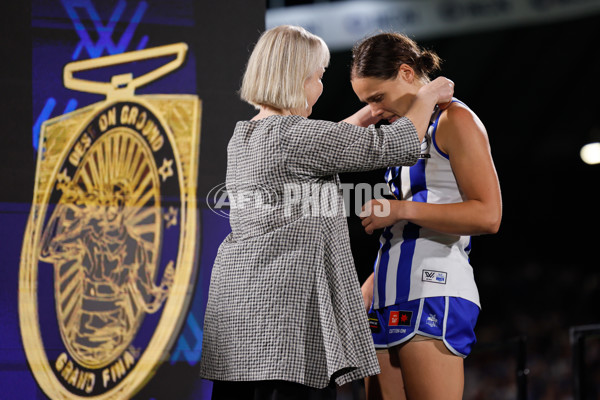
[365,350,407,400]
[396,339,464,400]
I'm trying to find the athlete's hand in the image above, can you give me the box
[361,273,375,312]
[360,199,400,235]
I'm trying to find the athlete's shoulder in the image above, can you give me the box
[436,99,489,154]
[439,99,485,133]
[440,100,477,126]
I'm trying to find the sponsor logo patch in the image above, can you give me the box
[390,310,413,326]
[368,312,380,333]
[422,270,447,284]
[398,311,412,326]
[389,311,400,326]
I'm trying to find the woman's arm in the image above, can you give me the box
[282,78,455,177]
[341,104,382,127]
[281,116,421,177]
[360,104,502,236]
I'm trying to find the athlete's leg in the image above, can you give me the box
[396,338,464,400]
[365,350,407,400]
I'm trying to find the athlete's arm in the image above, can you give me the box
[360,103,502,236]
[361,272,375,311]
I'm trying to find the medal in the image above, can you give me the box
[20,43,201,399]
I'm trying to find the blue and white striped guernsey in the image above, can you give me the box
[373,99,480,310]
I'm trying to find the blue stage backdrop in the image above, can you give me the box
[0,1,264,399]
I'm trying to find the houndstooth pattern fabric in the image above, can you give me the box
[199,115,419,388]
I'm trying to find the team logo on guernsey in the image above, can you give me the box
[422,270,447,284]
[19,44,200,399]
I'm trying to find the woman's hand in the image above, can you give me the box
[360,198,402,235]
[418,76,454,105]
[342,104,382,127]
[405,77,455,141]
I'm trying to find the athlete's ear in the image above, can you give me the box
[398,64,415,84]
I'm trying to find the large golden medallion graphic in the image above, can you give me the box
[19,43,200,399]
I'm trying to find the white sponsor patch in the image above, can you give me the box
[422,270,447,284]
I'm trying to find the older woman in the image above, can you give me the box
[199,25,454,399]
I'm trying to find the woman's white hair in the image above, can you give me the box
[240,25,330,111]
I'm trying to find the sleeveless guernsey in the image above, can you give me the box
[372,99,480,310]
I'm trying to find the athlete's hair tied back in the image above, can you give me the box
[416,49,441,78]
[351,32,441,82]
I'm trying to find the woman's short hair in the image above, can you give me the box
[240,25,330,111]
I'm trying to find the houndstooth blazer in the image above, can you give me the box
[199,115,420,388]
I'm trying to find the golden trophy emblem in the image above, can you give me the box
[19,43,200,399]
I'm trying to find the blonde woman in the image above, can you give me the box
[199,25,454,400]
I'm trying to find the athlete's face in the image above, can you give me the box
[351,65,420,123]
[302,67,325,117]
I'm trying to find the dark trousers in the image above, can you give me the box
[211,380,337,400]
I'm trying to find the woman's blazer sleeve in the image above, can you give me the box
[280,116,421,177]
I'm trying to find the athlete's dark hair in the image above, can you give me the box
[351,32,441,82]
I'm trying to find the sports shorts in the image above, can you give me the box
[368,296,479,357]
